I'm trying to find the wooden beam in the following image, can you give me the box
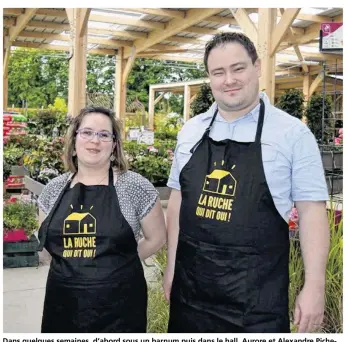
[27,20,70,30]
[165,36,207,45]
[119,8,186,19]
[154,93,165,105]
[67,9,89,116]
[37,9,67,17]
[270,8,301,57]
[144,55,203,63]
[183,26,220,35]
[183,84,191,122]
[114,48,126,130]
[205,15,238,25]
[276,10,333,23]
[78,9,91,37]
[190,94,198,104]
[258,8,277,103]
[18,31,133,48]
[4,18,16,26]
[7,9,38,47]
[12,41,115,55]
[122,47,137,84]
[3,8,24,16]
[89,14,165,30]
[229,8,257,46]
[124,8,221,58]
[303,73,310,104]
[3,35,10,77]
[88,28,147,39]
[280,50,342,62]
[148,88,155,130]
[279,8,308,73]
[309,72,324,97]
[138,49,199,56]
[3,34,9,108]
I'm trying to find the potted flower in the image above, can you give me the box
[3,199,39,242]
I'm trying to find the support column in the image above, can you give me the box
[303,73,310,107]
[183,84,191,122]
[148,88,155,130]
[3,34,9,110]
[66,8,90,117]
[114,48,126,120]
[114,47,136,136]
[258,9,277,104]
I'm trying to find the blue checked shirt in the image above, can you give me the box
[167,92,329,222]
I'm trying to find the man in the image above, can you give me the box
[164,32,330,333]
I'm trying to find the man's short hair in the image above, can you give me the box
[204,32,259,72]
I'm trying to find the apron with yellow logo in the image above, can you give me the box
[38,168,147,332]
[168,100,290,333]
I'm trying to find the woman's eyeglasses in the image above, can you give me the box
[76,129,115,142]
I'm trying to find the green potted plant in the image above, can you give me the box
[3,199,40,268]
[3,199,39,242]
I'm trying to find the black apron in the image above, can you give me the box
[168,100,290,333]
[38,168,147,333]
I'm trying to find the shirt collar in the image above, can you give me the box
[202,92,270,123]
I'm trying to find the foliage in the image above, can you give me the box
[147,247,169,333]
[127,58,206,112]
[306,93,333,143]
[23,137,65,183]
[48,97,68,113]
[154,132,178,141]
[3,200,39,236]
[8,48,69,108]
[191,83,214,117]
[4,134,40,150]
[288,207,343,332]
[28,110,69,136]
[147,285,169,333]
[3,145,25,167]
[124,142,173,186]
[3,162,12,182]
[276,89,304,119]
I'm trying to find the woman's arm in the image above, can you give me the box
[137,198,166,260]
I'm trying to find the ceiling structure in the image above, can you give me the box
[3,8,343,122]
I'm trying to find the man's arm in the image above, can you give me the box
[293,200,330,333]
[163,189,181,301]
[290,126,330,333]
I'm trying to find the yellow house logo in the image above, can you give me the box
[64,212,96,235]
[203,169,236,197]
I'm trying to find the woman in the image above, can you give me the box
[37,106,166,333]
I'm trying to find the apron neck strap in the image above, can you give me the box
[108,167,114,186]
[255,99,265,144]
[189,107,218,153]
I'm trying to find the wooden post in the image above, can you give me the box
[303,73,310,107]
[258,8,277,103]
[3,35,9,110]
[183,84,191,122]
[66,8,90,117]
[148,88,155,130]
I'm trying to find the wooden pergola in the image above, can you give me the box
[3,8,343,130]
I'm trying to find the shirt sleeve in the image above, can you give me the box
[37,183,51,215]
[128,172,160,220]
[291,131,329,202]
[167,142,182,190]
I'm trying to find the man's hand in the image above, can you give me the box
[163,267,174,301]
[294,283,325,332]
